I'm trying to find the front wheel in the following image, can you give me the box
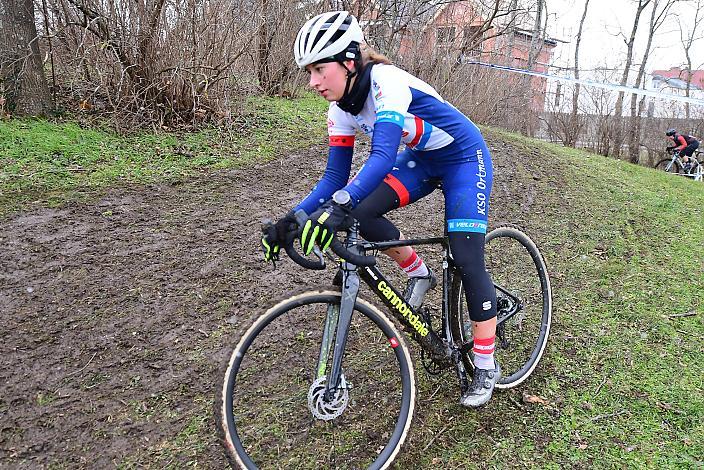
[216,288,416,469]
[451,226,552,389]
[654,158,681,174]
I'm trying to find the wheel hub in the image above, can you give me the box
[307,375,349,420]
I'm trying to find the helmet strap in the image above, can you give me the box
[340,60,358,99]
[336,60,372,115]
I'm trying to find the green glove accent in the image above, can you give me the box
[300,201,352,255]
[261,236,280,262]
[301,221,320,255]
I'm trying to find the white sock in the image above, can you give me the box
[399,251,429,278]
[473,336,496,370]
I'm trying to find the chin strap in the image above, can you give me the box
[336,61,373,116]
[340,61,359,98]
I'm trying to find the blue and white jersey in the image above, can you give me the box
[295,63,487,214]
[327,64,483,156]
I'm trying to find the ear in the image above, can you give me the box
[342,59,356,72]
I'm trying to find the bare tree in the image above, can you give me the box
[518,0,544,135]
[678,0,704,119]
[0,0,53,115]
[47,0,269,126]
[504,0,519,63]
[610,0,651,158]
[627,0,677,163]
[565,0,590,147]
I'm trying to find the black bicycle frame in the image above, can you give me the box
[322,228,458,399]
[321,225,524,399]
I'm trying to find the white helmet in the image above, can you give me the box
[294,11,364,68]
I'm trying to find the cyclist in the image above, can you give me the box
[262,11,499,407]
[666,128,700,172]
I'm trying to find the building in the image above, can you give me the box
[651,67,704,94]
[393,1,558,111]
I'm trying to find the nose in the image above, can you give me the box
[309,73,320,90]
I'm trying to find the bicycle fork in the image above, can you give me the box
[316,262,359,402]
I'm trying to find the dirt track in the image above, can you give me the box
[0,133,567,468]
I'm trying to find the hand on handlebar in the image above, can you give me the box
[300,201,354,255]
[261,211,299,263]
[261,208,376,269]
[260,210,328,270]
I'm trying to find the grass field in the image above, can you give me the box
[1,96,702,468]
[0,94,327,215]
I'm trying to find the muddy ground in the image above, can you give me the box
[0,133,569,468]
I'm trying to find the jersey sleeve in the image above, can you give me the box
[676,135,688,149]
[342,66,409,206]
[294,105,356,215]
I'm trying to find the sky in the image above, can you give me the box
[547,0,704,76]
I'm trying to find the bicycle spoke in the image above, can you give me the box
[219,293,414,469]
[451,227,552,389]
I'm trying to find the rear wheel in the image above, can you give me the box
[451,226,552,389]
[689,160,702,180]
[216,288,416,469]
[655,158,681,174]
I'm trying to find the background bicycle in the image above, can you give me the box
[654,149,703,182]
[216,220,552,469]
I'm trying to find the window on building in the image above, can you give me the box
[462,25,484,57]
[437,26,456,45]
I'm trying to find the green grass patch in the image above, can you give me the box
[395,127,704,468]
[117,396,212,469]
[0,93,327,215]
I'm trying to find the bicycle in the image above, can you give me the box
[216,213,552,469]
[654,149,703,181]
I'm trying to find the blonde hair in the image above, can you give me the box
[361,44,392,65]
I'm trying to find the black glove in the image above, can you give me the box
[666,146,675,152]
[300,201,353,255]
[261,211,298,262]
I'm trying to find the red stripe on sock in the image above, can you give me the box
[399,251,418,269]
[473,345,495,354]
[406,263,421,273]
[474,336,495,346]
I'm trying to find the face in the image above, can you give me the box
[306,61,355,101]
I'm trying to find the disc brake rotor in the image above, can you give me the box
[307,374,349,420]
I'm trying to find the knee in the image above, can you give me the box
[351,194,399,242]
[449,233,486,272]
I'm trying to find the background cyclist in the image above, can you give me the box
[666,128,700,172]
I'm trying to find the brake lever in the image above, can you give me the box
[312,246,325,264]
